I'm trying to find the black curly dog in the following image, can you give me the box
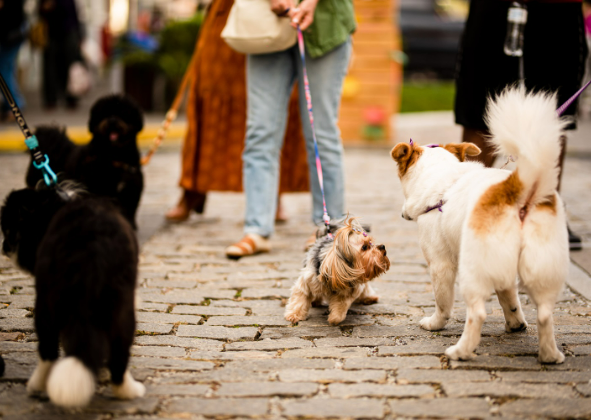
[26,95,144,228]
[1,184,141,407]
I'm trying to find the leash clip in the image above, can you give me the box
[500,154,516,170]
[32,154,58,187]
[323,214,333,239]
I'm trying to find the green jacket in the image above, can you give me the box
[305,0,356,58]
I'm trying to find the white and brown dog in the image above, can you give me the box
[390,86,568,363]
[285,217,390,325]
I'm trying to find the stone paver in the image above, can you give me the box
[397,368,491,383]
[278,368,387,383]
[344,355,441,370]
[216,382,318,397]
[165,397,269,416]
[442,381,577,399]
[500,398,591,418]
[389,398,491,418]
[282,398,386,418]
[0,146,590,419]
[146,384,210,396]
[171,305,247,316]
[328,383,435,398]
[176,325,259,341]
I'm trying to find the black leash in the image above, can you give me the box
[0,72,57,186]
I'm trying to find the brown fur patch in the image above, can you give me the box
[443,143,481,162]
[470,171,524,234]
[390,143,423,178]
[536,194,557,214]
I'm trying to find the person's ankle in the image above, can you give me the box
[225,233,271,259]
[165,192,191,221]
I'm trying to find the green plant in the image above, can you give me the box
[400,81,456,113]
[156,13,204,84]
[116,12,204,109]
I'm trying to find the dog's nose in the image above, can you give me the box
[378,245,385,251]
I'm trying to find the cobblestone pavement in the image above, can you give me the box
[0,147,590,419]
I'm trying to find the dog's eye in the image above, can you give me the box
[361,244,368,251]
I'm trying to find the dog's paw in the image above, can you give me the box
[420,315,447,331]
[284,311,305,324]
[27,360,53,395]
[328,312,347,326]
[445,344,476,361]
[113,372,146,400]
[538,348,565,364]
[27,376,46,395]
[505,319,528,333]
[359,295,379,305]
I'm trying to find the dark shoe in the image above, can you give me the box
[165,190,207,222]
[568,226,583,251]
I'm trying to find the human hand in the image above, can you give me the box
[270,0,294,16]
[289,0,319,31]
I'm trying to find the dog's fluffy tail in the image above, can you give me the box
[485,85,568,205]
[46,357,95,408]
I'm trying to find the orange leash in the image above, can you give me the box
[140,51,198,166]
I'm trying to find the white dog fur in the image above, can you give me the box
[390,86,568,363]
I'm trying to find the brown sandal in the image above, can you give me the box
[225,234,271,259]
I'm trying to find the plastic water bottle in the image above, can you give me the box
[504,2,527,57]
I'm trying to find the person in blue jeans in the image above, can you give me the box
[225,0,356,259]
[0,0,27,121]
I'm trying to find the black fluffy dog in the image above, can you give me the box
[25,94,144,228]
[1,184,145,407]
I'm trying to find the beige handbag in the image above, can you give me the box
[221,0,297,55]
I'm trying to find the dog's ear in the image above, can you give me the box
[1,189,42,238]
[390,143,422,177]
[443,143,481,162]
[319,228,366,291]
[390,143,411,163]
[4,189,40,215]
[319,247,349,291]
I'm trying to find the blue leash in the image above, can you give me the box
[0,72,57,187]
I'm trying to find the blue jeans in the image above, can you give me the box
[0,43,25,112]
[243,38,352,237]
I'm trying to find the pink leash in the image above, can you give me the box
[556,79,591,116]
[297,27,332,235]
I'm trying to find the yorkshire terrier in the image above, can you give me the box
[285,216,390,326]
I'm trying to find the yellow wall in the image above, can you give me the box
[339,0,401,143]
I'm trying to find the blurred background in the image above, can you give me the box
[2,0,470,144]
[398,0,468,112]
